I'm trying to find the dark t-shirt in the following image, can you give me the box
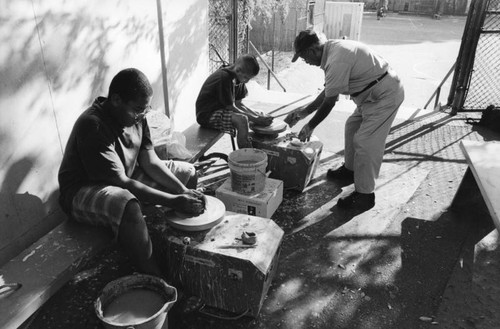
[58,97,153,213]
[195,67,248,125]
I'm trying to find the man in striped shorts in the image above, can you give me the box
[195,54,273,148]
[58,68,205,276]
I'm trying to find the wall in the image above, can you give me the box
[0,0,209,266]
[373,0,470,15]
[324,2,364,40]
[249,0,326,53]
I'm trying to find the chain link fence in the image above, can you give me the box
[463,0,500,110]
[208,0,249,74]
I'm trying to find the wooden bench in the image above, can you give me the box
[453,140,500,231]
[182,123,235,164]
[0,220,111,329]
[154,123,235,164]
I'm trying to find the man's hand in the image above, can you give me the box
[284,108,309,128]
[186,189,207,210]
[174,189,206,215]
[298,123,314,142]
[252,114,273,127]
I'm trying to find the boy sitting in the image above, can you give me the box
[195,54,273,148]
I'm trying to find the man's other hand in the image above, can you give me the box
[284,108,308,128]
[298,123,313,142]
[175,190,206,215]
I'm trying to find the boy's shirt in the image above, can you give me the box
[58,97,153,213]
[195,67,248,125]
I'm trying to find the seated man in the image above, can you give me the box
[195,54,273,149]
[58,68,205,276]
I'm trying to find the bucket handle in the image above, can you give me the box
[198,305,251,320]
[257,169,272,177]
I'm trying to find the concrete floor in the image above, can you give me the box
[21,99,500,329]
[21,12,500,329]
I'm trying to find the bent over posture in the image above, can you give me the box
[286,30,404,211]
[58,68,205,276]
[196,54,273,148]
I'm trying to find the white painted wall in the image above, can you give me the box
[0,0,209,266]
[324,2,364,41]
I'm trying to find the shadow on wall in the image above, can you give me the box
[0,4,159,105]
[166,1,208,129]
[0,157,60,266]
[0,1,162,264]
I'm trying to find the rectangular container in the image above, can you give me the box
[216,178,283,218]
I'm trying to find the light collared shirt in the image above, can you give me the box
[320,39,389,97]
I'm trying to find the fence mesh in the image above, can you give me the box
[237,0,249,56]
[209,0,231,73]
[208,0,249,73]
[463,0,500,110]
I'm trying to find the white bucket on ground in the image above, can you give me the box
[228,148,268,195]
[95,274,177,329]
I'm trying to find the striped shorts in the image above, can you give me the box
[70,160,195,237]
[208,109,236,137]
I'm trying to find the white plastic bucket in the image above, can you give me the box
[228,148,268,195]
[95,274,177,329]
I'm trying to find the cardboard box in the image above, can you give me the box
[216,178,283,218]
[160,212,284,317]
[252,133,323,191]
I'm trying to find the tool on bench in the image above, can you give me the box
[217,244,257,249]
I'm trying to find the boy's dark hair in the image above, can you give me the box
[237,55,260,76]
[108,68,153,102]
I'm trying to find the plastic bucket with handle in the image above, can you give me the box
[95,274,177,329]
[228,148,268,195]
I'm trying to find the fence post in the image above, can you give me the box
[448,0,488,114]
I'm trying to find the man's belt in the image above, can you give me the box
[350,71,388,97]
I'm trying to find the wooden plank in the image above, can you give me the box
[0,221,111,329]
[460,140,500,231]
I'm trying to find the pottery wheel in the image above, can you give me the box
[166,196,225,232]
[251,119,287,135]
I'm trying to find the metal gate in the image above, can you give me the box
[208,0,249,73]
[448,0,500,112]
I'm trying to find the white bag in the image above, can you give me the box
[147,111,193,160]
[161,131,192,160]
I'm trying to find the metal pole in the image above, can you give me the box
[156,0,170,117]
[423,62,456,109]
[232,0,238,62]
[249,41,287,92]
[449,0,488,113]
[268,12,276,90]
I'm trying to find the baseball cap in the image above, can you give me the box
[291,29,320,62]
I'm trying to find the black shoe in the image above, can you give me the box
[337,191,375,211]
[327,164,354,181]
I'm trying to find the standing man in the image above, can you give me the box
[285,30,404,211]
[58,68,206,276]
